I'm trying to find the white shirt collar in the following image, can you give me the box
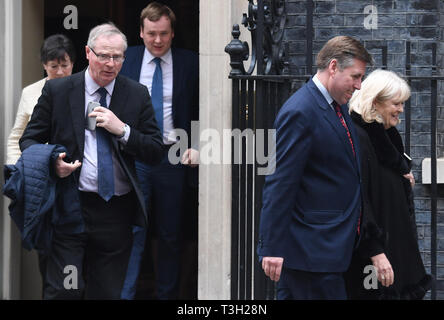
[85,67,115,96]
[144,47,172,65]
[312,74,334,106]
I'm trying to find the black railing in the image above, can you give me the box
[226,0,442,300]
[230,75,295,300]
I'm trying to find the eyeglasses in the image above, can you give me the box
[89,47,125,63]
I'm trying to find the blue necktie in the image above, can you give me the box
[96,87,114,201]
[151,57,163,134]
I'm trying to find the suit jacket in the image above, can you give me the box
[120,46,199,187]
[19,70,164,227]
[257,78,362,273]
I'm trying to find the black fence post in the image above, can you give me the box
[231,78,240,300]
[405,41,411,155]
[430,43,438,301]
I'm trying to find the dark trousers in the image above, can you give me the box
[42,191,135,299]
[136,154,186,300]
[277,268,347,300]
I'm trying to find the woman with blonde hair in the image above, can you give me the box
[345,69,432,299]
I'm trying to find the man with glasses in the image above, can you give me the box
[20,23,163,299]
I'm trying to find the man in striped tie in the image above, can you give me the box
[258,36,373,300]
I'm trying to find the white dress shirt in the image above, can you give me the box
[139,47,176,144]
[312,74,334,108]
[312,74,351,128]
[79,68,131,196]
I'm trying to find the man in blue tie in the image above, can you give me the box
[20,23,164,299]
[120,2,199,300]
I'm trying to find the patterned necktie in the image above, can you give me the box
[151,57,163,134]
[96,87,114,201]
[332,101,355,157]
[333,101,360,234]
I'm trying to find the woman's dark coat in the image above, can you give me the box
[345,112,432,300]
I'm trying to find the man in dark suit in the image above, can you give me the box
[20,23,164,299]
[257,36,373,300]
[119,2,199,300]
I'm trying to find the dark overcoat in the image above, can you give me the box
[345,111,432,300]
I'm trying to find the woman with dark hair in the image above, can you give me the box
[345,69,432,299]
[7,34,76,164]
[6,34,76,298]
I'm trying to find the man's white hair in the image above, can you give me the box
[87,22,127,52]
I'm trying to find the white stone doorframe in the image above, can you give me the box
[198,0,249,299]
[1,0,22,300]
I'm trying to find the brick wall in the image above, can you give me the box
[284,0,444,299]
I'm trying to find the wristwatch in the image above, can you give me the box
[117,123,129,139]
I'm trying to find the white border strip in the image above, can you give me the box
[2,0,22,300]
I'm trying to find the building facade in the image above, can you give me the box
[1,0,443,300]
